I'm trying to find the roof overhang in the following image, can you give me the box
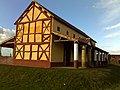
[52,31,90,44]
[0,36,15,48]
[94,46,109,53]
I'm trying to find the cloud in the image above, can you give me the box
[0,26,15,42]
[96,44,111,52]
[96,44,111,48]
[94,0,120,39]
[105,23,120,30]
[104,30,120,38]
[94,0,120,9]
[109,50,120,55]
[94,0,120,24]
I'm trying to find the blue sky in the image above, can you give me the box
[0,0,120,55]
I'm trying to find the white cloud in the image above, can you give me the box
[94,0,120,24]
[96,44,111,52]
[0,26,15,42]
[105,23,120,30]
[103,8,120,24]
[104,30,120,38]
[109,50,120,55]
[96,43,120,54]
[94,0,120,9]
[96,44,111,49]
[94,0,120,39]
[0,26,15,56]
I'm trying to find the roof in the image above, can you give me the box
[94,46,109,53]
[14,1,96,43]
[110,55,120,56]
[0,36,15,48]
[52,31,90,44]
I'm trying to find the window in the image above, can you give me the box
[66,31,69,35]
[79,37,81,39]
[73,34,75,38]
[57,26,60,32]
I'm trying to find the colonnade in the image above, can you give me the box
[94,50,109,67]
[73,42,109,68]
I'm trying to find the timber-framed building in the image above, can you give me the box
[0,0,109,68]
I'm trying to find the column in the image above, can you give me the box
[106,53,109,64]
[94,50,97,61]
[96,50,99,66]
[101,52,104,65]
[100,52,102,65]
[98,51,101,65]
[103,52,105,65]
[81,45,86,67]
[104,53,107,65]
[94,50,97,67]
[88,47,92,67]
[102,53,104,61]
[74,42,79,68]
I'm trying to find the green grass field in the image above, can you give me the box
[0,64,120,90]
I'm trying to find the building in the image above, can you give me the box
[110,55,120,64]
[0,0,109,68]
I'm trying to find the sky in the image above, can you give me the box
[0,0,120,55]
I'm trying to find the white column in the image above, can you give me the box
[101,53,104,61]
[74,43,79,68]
[74,43,78,61]
[103,53,105,61]
[98,51,101,61]
[94,50,97,61]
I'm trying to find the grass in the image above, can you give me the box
[0,64,120,90]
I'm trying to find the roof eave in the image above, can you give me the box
[0,36,16,46]
[54,17,96,43]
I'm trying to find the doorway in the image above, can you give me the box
[64,42,72,66]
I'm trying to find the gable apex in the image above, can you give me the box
[14,1,52,24]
